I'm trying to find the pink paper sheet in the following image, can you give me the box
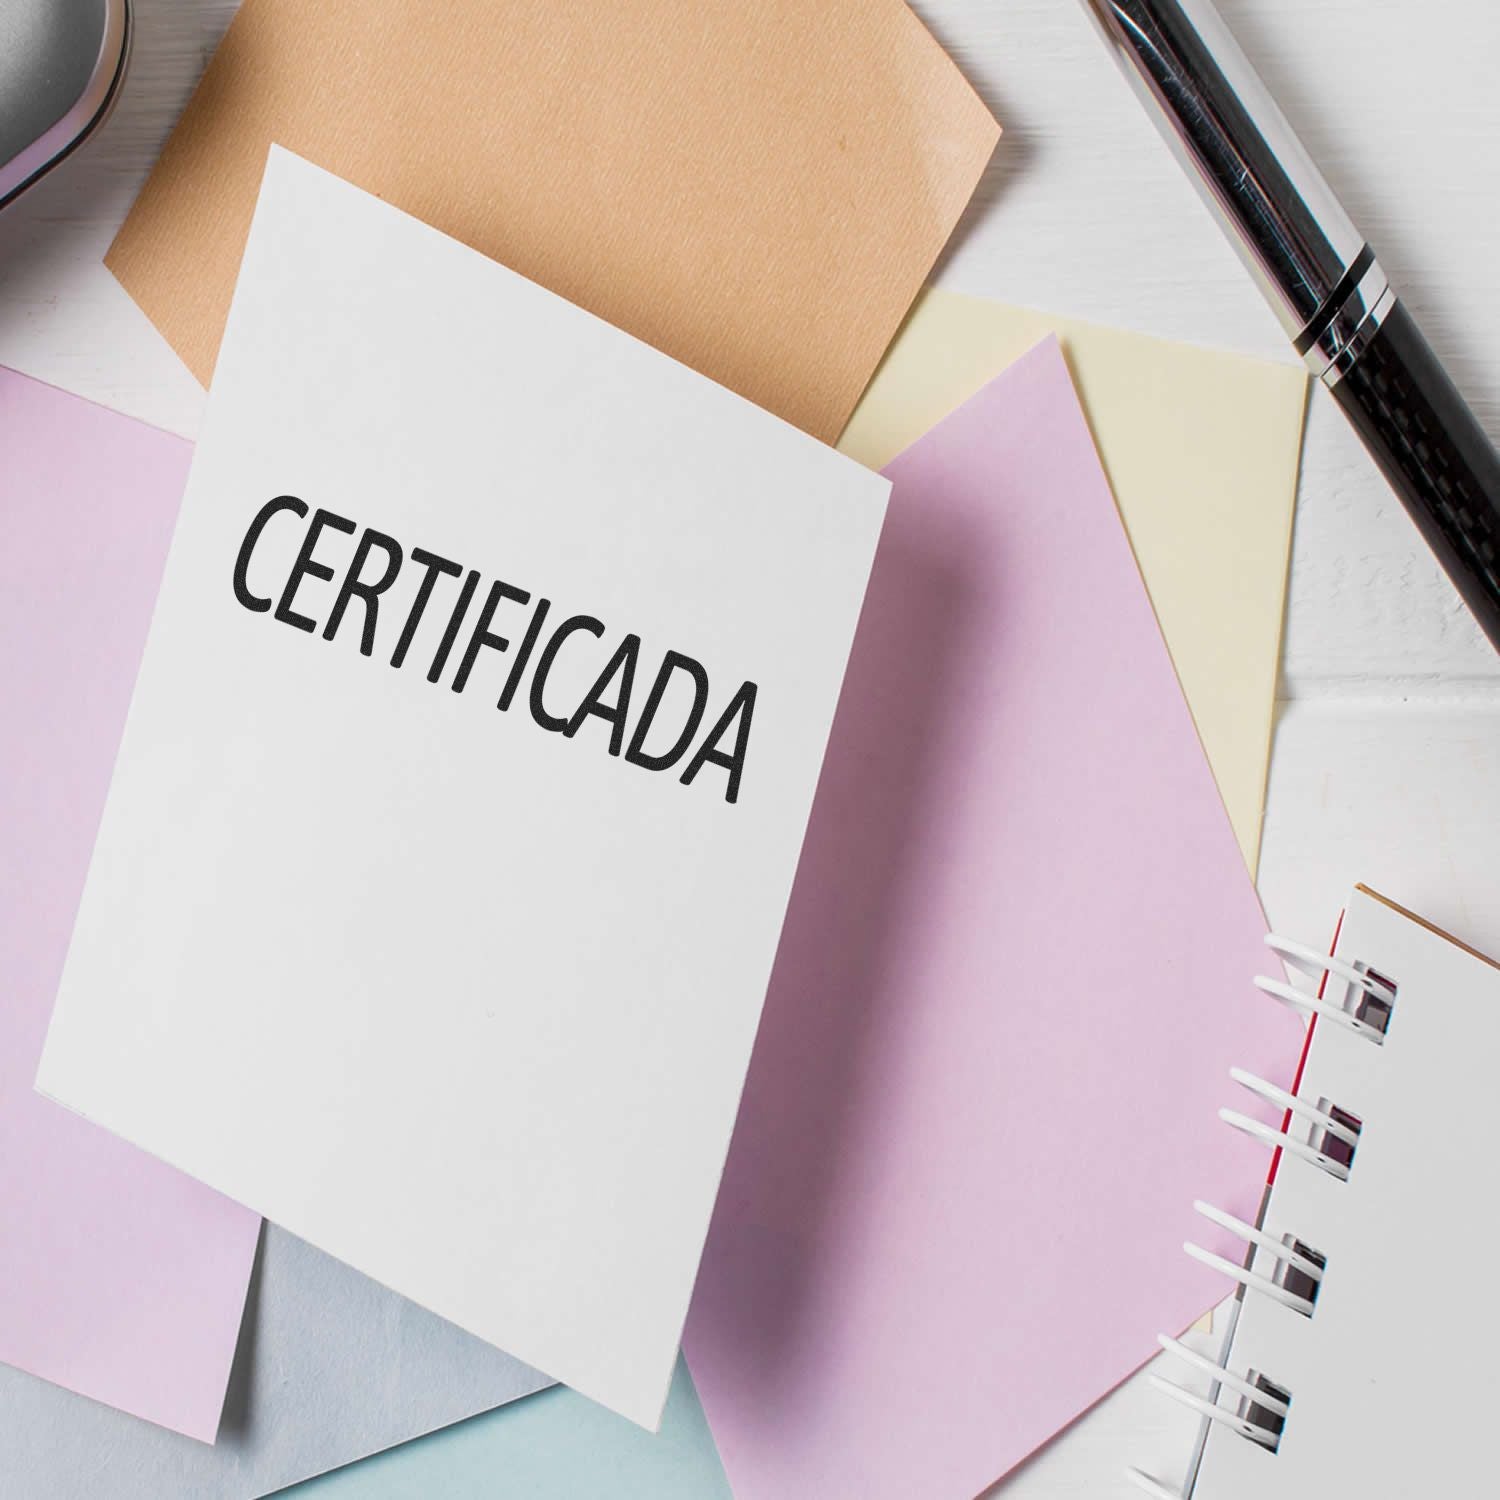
[0,368,261,1441]
[685,340,1303,1497]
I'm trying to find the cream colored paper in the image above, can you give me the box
[104,0,997,444]
[839,291,1307,874]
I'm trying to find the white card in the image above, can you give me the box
[38,147,887,1428]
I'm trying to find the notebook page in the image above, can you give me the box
[1192,886,1500,1496]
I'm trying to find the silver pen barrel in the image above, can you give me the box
[1081,0,1391,384]
[1082,0,1500,652]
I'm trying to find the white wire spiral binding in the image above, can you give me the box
[1265,934,1396,1005]
[1153,1333,1291,1417]
[1228,1067,1361,1148]
[1253,976,1386,1043]
[1256,932,1394,1043]
[1127,1468,1187,1500]
[1147,1374,1281,1448]
[1181,1239,1316,1316]
[1190,1201,1324,1286]
[1128,932,1396,1497]
[1216,1107,1351,1182]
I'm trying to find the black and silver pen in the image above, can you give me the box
[1082,0,1500,653]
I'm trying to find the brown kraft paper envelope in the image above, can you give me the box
[106,0,998,443]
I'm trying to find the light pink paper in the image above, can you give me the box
[0,368,261,1441]
[685,340,1303,1498]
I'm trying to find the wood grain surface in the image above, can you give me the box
[1,2,1495,1493]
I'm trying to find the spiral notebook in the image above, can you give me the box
[1133,884,1500,1498]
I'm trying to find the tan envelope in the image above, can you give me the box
[106,0,997,442]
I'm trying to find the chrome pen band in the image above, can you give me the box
[1299,251,1396,387]
[1083,0,1364,338]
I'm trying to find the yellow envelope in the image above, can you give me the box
[105,0,997,444]
[839,291,1307,875]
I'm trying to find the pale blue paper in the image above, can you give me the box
[0,1227,550,1500]
[279,1360,730,1499]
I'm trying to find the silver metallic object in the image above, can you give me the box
[0,0,132,211]
[1079,0,1389,385]
[1082,0,1500,653]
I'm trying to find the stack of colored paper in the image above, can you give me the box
[1,1,1313,1496]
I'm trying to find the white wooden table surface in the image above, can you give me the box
[3,1,1497,1495]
